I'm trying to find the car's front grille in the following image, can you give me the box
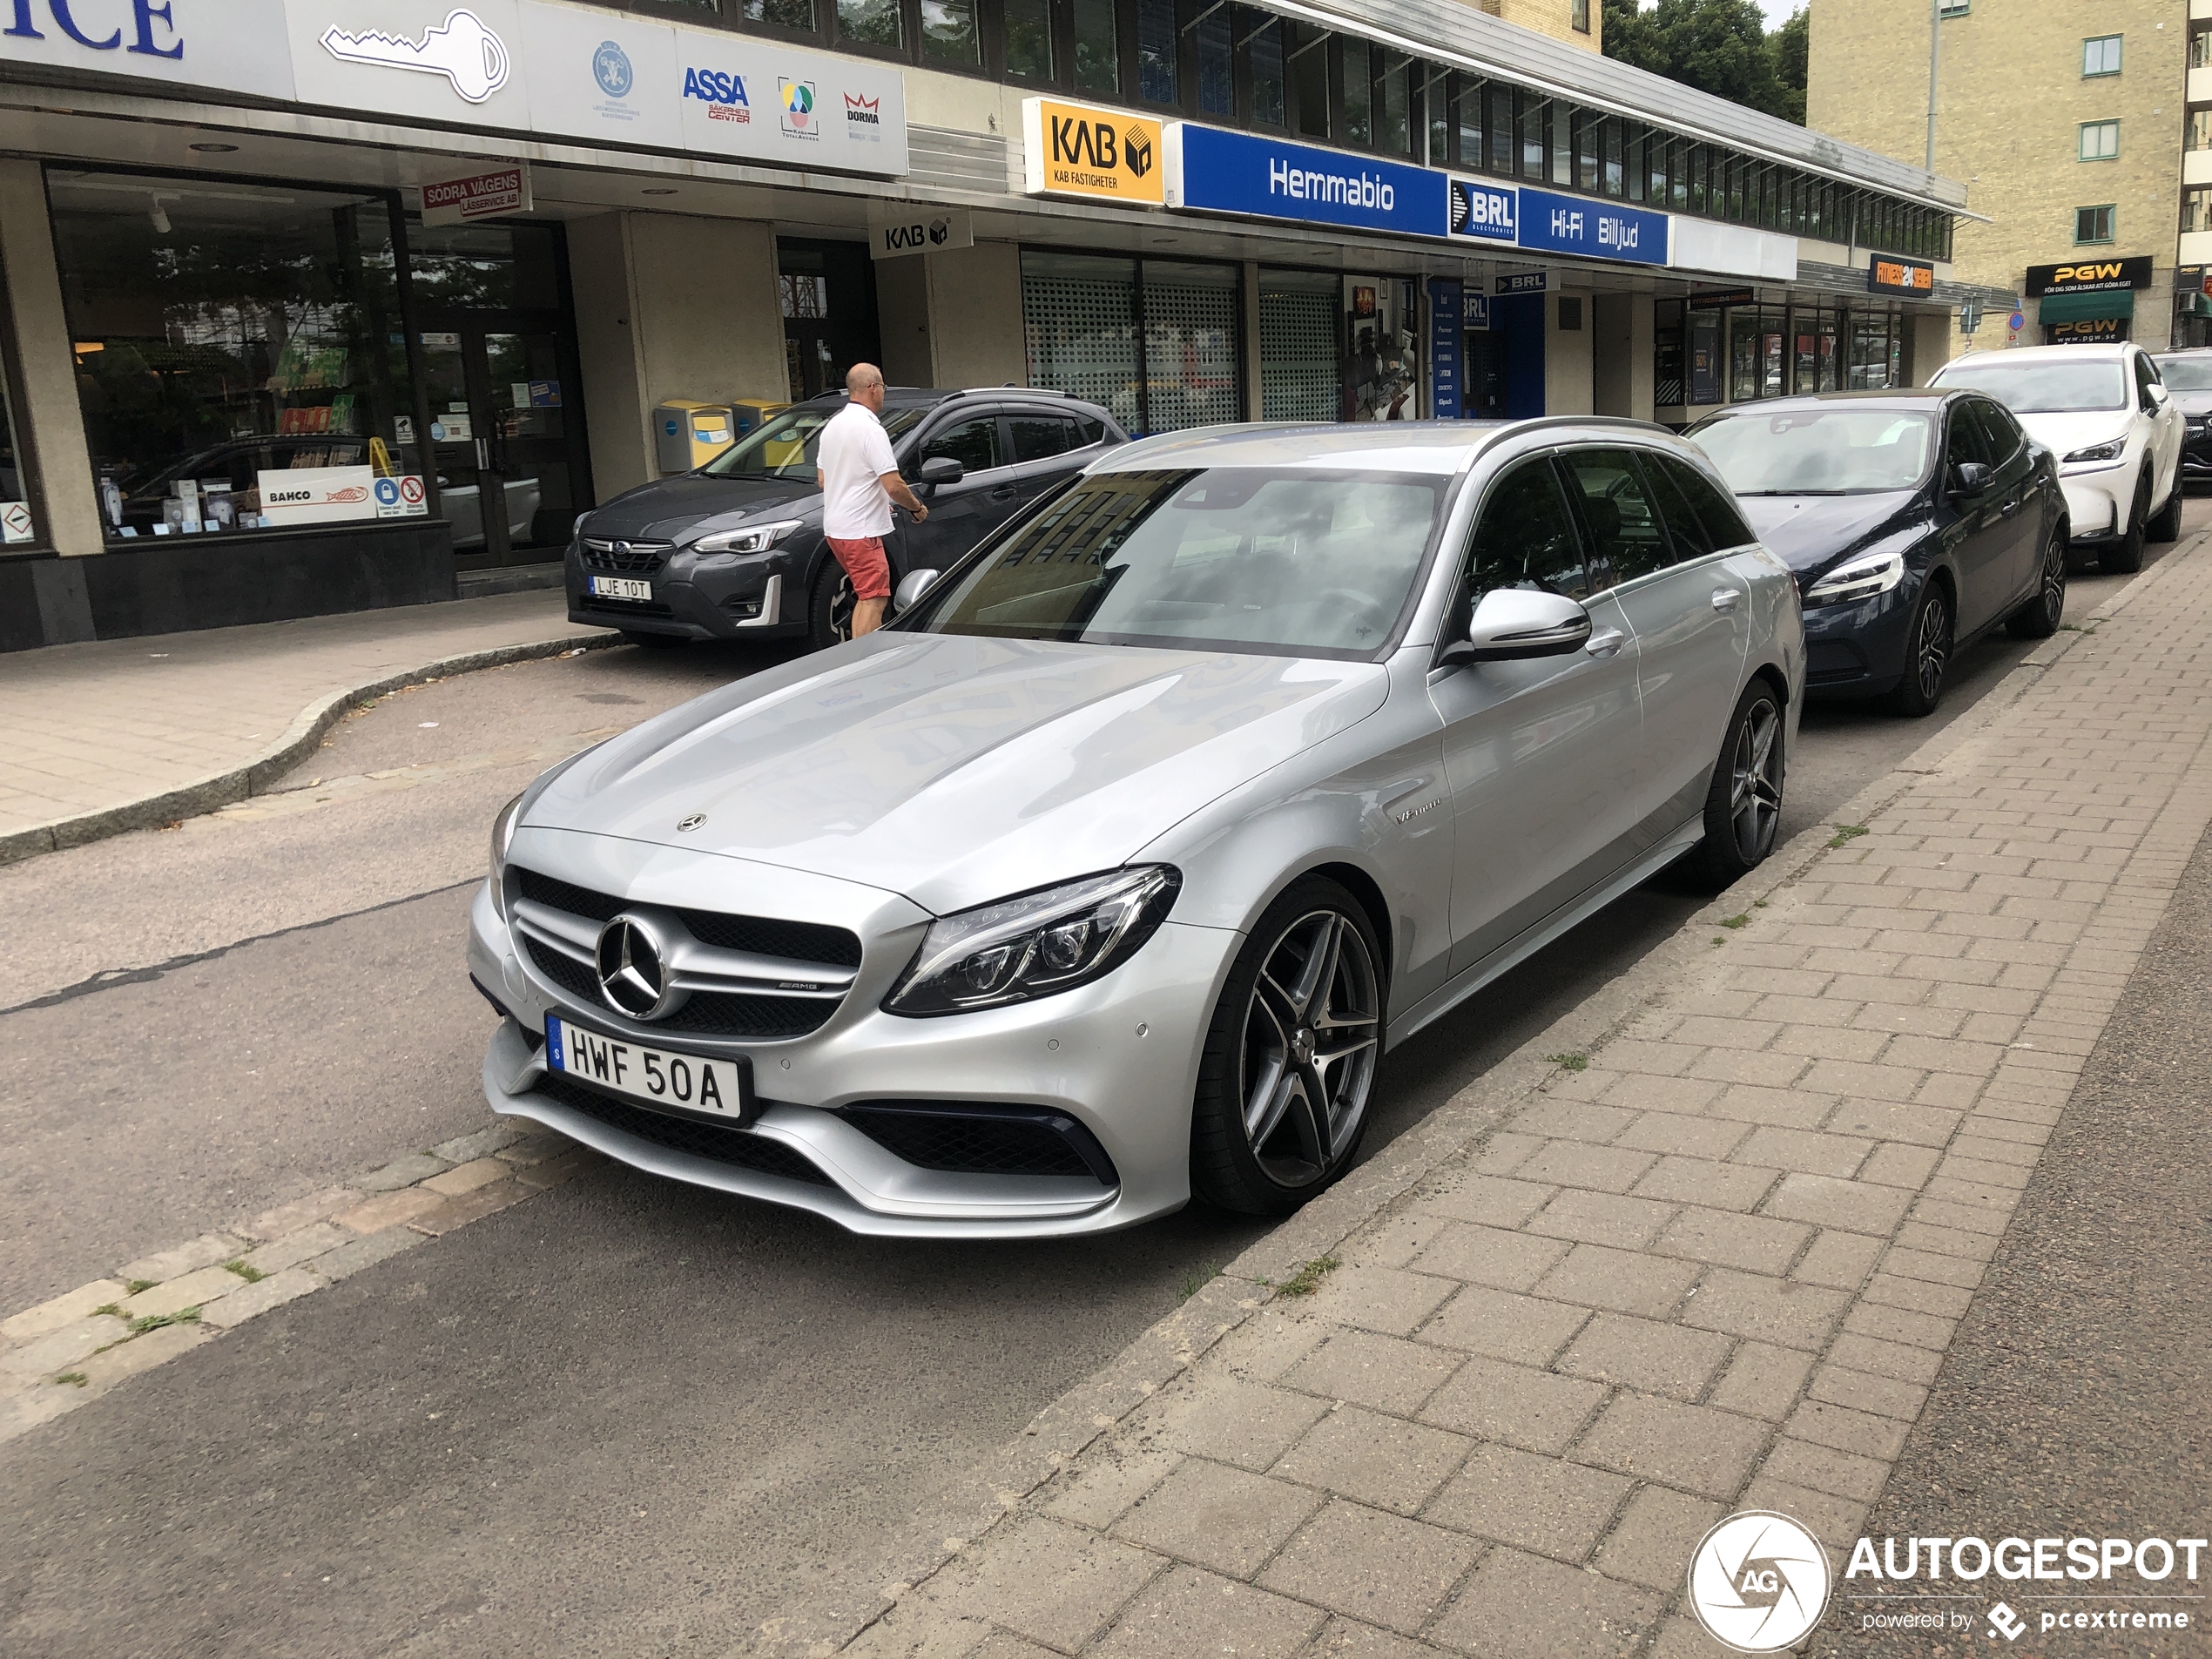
[580,596,675,617]
[581,537,671,574]
[536,1072,832,1185]
[512,867,860,1041]
[840,1103,1117,1184]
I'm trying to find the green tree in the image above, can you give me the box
[1602,0,1804,125]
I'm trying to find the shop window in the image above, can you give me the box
[1003,0,1052,77]
[1137,0,1177,104]
[922,0,981,65]
[2082,35,2121,77]
[1342,39,1372,146]
[1073,0,1118,92]
[1729,309,1786,401]
[1259,269,1339,422]
[1654,302,1685,408]
[2076,204,2116,244]
[1143,261,1240,431]
[1020,253,1241,437]
[1196,5,1232,116]
[742,0,817,29]
[1291,25,1330,138]
[1849,314,1898,389]
[48,170,419,544]
[1023,252,1138,426]
[1245,12,1285,126]
[2079,120,2119,162]
[1378,56,1410,154]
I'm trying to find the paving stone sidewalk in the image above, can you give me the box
[0,590,609,860]
[824,543,2212,1659]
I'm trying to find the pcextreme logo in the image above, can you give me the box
[1021,97,1165,204]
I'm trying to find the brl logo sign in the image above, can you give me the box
[1021,97,1164,203]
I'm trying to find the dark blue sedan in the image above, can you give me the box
[1690,389,2068,717]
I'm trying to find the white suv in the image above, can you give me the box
[1930,342,2183,573]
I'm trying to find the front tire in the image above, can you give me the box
[1685,682,1787,889]
[2006,525,2067,639]
[1190,878,1383,1217]
[2101,476,2148,574]
[1883,581,1952,718]
[806,561,855,651]
[2147,473,2183,543]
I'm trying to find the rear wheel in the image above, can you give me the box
[620,629,687,651]
[1685,683,1786,890]
[1190,878,1382,1217]
[2007,525,2067,639]
[2148,475,2183,543]
[2101,476,2148,574]
[1883,582,1952,718]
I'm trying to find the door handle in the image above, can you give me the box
[1710,588,1743,611]
[1585,628,1626,658]
[989,484,1019,500]
[475,437,489,472]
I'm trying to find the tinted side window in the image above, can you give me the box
[1944,406,1990,472]
[1642,452,1716,558]
[2134,352,2160,410]
[1076,415,1109,444]
[1561,449,1674,585]
[1463,458,1601,601]
[1007,415,1076,463]
[1656,454,1755,550]
[917,414,1001,474]
[1967,399,2021,465]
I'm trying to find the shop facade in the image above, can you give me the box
[0,0,2002,650]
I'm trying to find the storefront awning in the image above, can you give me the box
[2040,290,2135,323]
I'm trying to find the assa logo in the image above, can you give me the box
[683,65,752,123]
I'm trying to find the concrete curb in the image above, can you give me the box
[739,548,2178,1659]
[0,631,618,868]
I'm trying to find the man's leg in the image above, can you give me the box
[852,597,887,637]
[826,536,894,640]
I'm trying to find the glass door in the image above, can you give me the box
[417,323,587,566]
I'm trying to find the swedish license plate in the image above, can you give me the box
[590,576,652,601]
[545,1015,755,1123]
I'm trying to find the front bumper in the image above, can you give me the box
[2182,430,2212,482]
[2060,465,2131,544]
[469,847,1241,1238]
[566,542,811,640]
[1797,575,1919,698]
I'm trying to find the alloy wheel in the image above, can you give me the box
[1729,696,1784,865]
[1238,909,1380,1189]
[2039,534,2067,629]
[1912,590,1950,706]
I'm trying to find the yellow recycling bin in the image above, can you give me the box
[729,397,787,438]
[654,401,735,473]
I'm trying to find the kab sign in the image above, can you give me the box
[421,163,531,226]
[1022,98,1164,204]
[1516,187,1668,266]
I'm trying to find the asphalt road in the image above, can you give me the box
[0,512,2195,1658]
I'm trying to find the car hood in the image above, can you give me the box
[1736,491,1923,577]
[2169,390,2212,420]
[581,474,821,542]
[2013,408,2136,456]
[530,632,1390,915]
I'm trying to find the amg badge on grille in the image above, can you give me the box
[677,813,707,832]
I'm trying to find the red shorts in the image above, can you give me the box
[825,536,892,602]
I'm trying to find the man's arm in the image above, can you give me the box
[882,472,927,522]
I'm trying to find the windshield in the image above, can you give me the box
[915,468,1445,658]
[2155,356,2212,392]
[1932,357,2128,413]
[1690,408,1935,494]
[700,404,927,480]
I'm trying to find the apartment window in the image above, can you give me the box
[1003,0,1051,77]
[741,0,816,30]
[1246,12,1285,126]
[1196,3,1232,115]
[2186,190,2212,236]
[1937,0,1967,15]
[1378,55,1410,153]
[2194,111,2212,152]
[921,0,980,65]
[2079,120,2119,161]
[1571,0,1589,30]
[1342,38,1372,145]
[2193,29,2212,69]
[1136,0,1177,103]
[2075,204,2115,244]
[1073,0,1117,92]
[1291,24,1329,138]
[837,0,901,51]
[2082,35,2121,77]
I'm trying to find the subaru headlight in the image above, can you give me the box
[691,519,803,559]
[1804,549,1906,607]
[2061,438,2125,466]
[489,791,523,920]
[885,867,1181,1016]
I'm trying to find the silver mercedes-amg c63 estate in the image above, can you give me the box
[469,419,1804,1238]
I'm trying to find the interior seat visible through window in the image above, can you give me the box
[914,413,1002,475]
[1560,449,1675,587]
[1461,457,1599,601]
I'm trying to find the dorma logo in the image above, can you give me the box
[779,77,817,138]
[591,38,632,98]
[843,91,880,140]
[684,65,750,122]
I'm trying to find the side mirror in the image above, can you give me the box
[1948,460,1993,496]
[1436,589,1593,668]
[893,567,941,612]
[917,455,963,496]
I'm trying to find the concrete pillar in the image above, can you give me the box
[567,210,786,496]
[873,241,1026,390]
[1546,289,1595,416]
[1242,262,1263,421]
[875,253,933,388]
[0,158,105,560]
[1592,293,1655,421]
[1905,310,1954,386]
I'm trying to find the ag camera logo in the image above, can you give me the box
[1688,1511,1833,1652]
[592,39,633,98]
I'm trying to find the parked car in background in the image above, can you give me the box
[567,388,1126,650]
[2150,347,2212,490]
[1930,342,2182,573]
[1692,389,2067,718]
[473,419,1804,1238]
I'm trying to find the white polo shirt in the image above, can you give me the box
[817,401,900,540]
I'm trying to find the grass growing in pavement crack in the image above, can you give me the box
[1179,1264,1220,1302]
[92,1303,121,1318]
[1754,899,1769,908]
[124,1279,154,1296]
[1545,1052,1588,1071]
[224,1260,266,1283]
[1826,824,1870,848]
[1273,1256,1341,1298]
[1719,913,1750,929]
[52,1372,86,1387]
[127,1308,200,1336]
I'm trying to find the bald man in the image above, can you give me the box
[815,363,927,638]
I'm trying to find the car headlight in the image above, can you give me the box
[489,791,523,921]
[1804,549,1907,607]
[885,867,1181,1016]
[691,519,803,558]
[2062,439,2126,465]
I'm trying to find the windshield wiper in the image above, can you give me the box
[1740,489,1851,496]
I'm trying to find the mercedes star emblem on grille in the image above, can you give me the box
[595,914,674,1020]
[677,813,706,832]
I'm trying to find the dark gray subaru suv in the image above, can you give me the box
[568,387,1125,649]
